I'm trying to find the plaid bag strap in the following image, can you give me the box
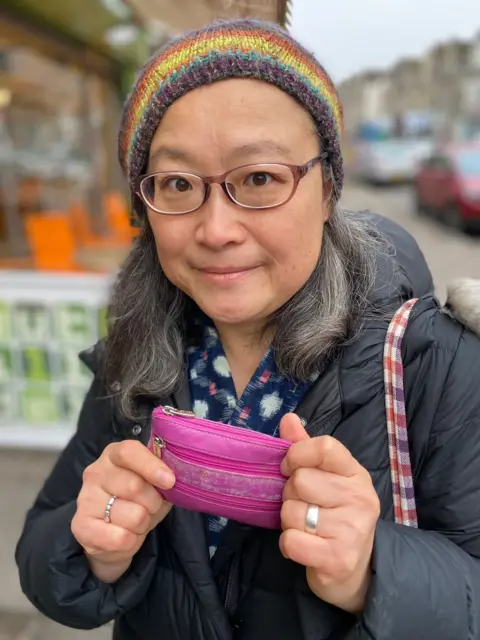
[383,298,419,528]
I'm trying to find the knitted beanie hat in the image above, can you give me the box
[118,18,344,207]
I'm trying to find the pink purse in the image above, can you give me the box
[149,405,290,529]
[148,298,419,531]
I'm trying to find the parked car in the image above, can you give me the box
[353,139,434,185]
[413,143,480,232]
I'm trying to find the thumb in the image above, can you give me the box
[279,413,309,443]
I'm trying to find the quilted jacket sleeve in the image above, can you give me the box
[347,315,480,640]
[15,358,159,630]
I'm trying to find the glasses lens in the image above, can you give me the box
[141,173,204,213]
[225,164,294,209]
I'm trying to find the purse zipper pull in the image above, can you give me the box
[153,436,166,457]
[162,406,196,418]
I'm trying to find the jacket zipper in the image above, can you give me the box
[224,556,236,612]
[223,420,310,616]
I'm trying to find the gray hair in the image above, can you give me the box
[105,175,385,419]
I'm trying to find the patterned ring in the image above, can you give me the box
[104,495,117,524]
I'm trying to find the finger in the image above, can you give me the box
[279,413,309,443]
[281,435,363,478]
[88,466,164,515]
[282,467,356,507]
[72,516,139,556]
[280,528,363,586]
[99,495,153,536]
[104,468,165,515]
[100,492,173,534]
[281,499,353,537]
[279,528,332,569]
[107,440,175,490]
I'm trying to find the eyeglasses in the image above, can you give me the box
[135,154,326,215]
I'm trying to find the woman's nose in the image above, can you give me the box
[194,184,247,249]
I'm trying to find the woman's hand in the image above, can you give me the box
[71,440,175,584]
[279,414,380,614]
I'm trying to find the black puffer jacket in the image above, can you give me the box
[15,214,480,640]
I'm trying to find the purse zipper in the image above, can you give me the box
[157,439,281,475]
[172,478,281,510]
[163,406,196,418]
[163,405,310,432]
[153,437,166,457]
[158,406,290,450]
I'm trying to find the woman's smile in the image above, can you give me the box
[195,264,261,284]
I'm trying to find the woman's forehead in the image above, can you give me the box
[149,80,318,162]
[159,80,314,127]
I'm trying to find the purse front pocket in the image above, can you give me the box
[157,445,285,503]
[173,480,281,512]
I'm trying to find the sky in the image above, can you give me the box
[289,0,480,83]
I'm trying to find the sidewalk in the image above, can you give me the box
[0,611,112,640]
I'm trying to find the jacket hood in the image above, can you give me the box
[446,278,480,337]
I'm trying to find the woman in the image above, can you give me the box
[16,19,480,640]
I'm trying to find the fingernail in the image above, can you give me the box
[156,469,175,489]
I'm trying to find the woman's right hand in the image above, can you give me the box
[71,440,175,583]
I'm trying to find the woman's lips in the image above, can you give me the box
[197,266,259,283]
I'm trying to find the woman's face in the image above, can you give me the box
[146,78,328,330]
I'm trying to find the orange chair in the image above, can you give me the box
[25,213,82,272]
[104,192,134,245]
[70,202,124,249]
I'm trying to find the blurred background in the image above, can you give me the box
[0,0,479,638]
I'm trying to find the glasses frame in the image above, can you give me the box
[134,153,327,215]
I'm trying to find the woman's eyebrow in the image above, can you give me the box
[149,146,192,164]
[230,140,293,159]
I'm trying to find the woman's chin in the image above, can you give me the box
[197,300,268,328]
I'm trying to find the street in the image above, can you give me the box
[341,181,480,303]
[1,181,479,640]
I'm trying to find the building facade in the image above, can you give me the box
[339,35,479,139]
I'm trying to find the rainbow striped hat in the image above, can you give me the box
[118,19,344,203]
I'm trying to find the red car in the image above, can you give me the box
[414,143,480,232]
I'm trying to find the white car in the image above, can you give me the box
[354,139,434,185]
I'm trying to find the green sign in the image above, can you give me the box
[0,299,107,427]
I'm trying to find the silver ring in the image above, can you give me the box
[104,495,117,523]
[305,504,319,535]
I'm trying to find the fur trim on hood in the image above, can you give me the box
[445,278,480,337]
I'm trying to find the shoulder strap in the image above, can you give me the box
[383,298,419,528]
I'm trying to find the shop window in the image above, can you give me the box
[0,27,129,270]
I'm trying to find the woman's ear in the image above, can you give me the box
[130,194,144,228]
[321,167,336,222]
[322,190,334,223]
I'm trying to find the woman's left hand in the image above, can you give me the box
[279,413,380,614]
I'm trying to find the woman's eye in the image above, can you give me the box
[245,172,272,187]
[162,177,192,192]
